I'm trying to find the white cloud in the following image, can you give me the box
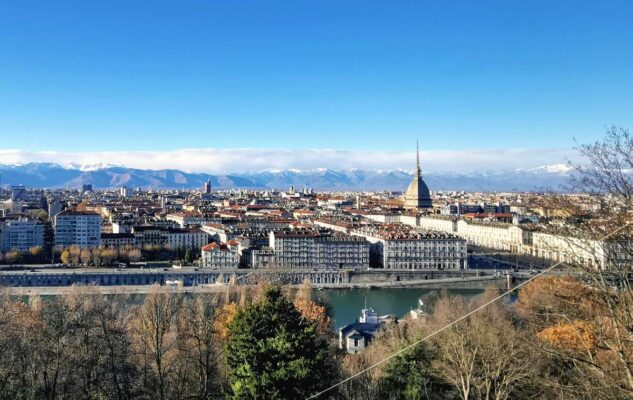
[0,147,580,173]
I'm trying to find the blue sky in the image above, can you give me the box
[1,1,632,170]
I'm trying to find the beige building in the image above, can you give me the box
[455,220,528,252]
[416,215,459,233]
[531,231,632,269]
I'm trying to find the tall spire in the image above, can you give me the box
[416,140,421,178]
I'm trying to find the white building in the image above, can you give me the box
[531,231,632,269]
[201,241,239,269]
[167,228,209,250]
[120,187,133,198]
[417,215,459,233]
[55,211,102,248]
[132,226,169,247]
[315,234,370,269]
[100,233,136,248]
[241,247,275,269]
[339,308,386,354]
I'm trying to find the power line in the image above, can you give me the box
[307,222,632,399]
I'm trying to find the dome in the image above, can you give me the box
[403,175,432,209]
[403,143,433,209]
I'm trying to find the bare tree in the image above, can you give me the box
[430,288,539,400]
[130,284,184,400]
[177,296,227,398]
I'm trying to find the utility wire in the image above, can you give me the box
[307,222,632,399]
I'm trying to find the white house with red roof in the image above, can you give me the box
[200,240,239,269]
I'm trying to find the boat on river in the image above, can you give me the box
[409,299,427,320]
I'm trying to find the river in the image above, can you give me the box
[320,287,485,331]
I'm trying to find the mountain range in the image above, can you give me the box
[0,163,572,192]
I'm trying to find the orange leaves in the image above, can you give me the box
[294,297,332,335]
[516,276,597,324]
[538,321,597,352]
[214,302,239,340]
[293,279,332,335]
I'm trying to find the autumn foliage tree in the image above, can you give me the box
[518,275,633,399]
[294,279,333,336]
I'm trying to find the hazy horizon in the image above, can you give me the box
[0,146,581,174]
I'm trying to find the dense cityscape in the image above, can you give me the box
[0,146,611,286]
[2,1,633,399]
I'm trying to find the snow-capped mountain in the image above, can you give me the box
[0,163,572,192]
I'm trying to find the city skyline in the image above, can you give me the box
[0,2,631,399]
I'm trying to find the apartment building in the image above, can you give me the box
[456,220,527,252]
[201,241,239,269]
[315,233,370,269]
[269,228,370,269]
[166,213,221,228]
[269,229,319,269]
[167,228,208,249]
[100,233,136,248]
[351,226,467,270]
[0,219,45,252]
[54,211,102,248]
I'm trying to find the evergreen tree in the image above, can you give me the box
[225,287,335,399]
[379,342,449,400]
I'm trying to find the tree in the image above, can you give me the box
[430,287,538,400]
[29,246,43,258]
[4,251,20,264]
[101,248,117,266]
[379,342,447,400]
[127,248,142,263]
[225,287,335,399]
[177,296,226,398]
[60,249,71,265]
[69,245,81,265]
[214,302,239,340]
[294,279,333,336]
[130,285,184,400]
[530,127,633,397]
[80,248,92,265]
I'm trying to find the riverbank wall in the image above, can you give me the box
[0,266,503,296]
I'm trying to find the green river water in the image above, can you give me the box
[320,287,485,331]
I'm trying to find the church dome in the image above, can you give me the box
[403,143,433,209]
